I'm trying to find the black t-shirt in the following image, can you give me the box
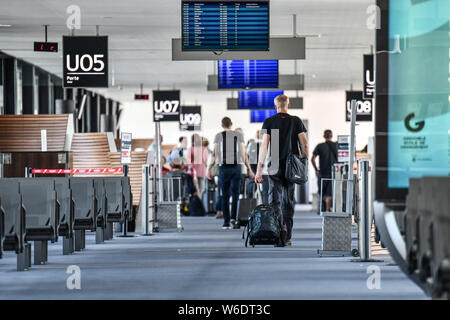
[247,140,261,173]
[262,113,307,176]
[214,130,245,165]
[313,141,338,177]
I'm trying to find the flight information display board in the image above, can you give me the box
[218,60,278,89]
[182,1,270,51]
[238,90,283,109]
[250,109,277,122]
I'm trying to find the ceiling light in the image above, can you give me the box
[103,16,113,19]
[0,24,12,27]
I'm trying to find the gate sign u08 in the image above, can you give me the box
[180,106,201,131]
[63,36,108,88]
[345,91,373,122]
[153,90,180,122]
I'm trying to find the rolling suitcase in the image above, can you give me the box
[236,179,257,228]
[203,179,217,214]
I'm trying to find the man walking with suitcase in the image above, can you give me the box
[255,95,309,246]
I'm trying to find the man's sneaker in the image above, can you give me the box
[222,223,231,230]
[230,219,236,225]
[215,212,223,219]
[286,240,292,246]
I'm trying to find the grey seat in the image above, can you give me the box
[35,178,75,255]
[405,178,420,274]
[70,177,105,247]
[18,179,58,243]
[417,178,434,281]
[69,178,96,230]
[0,179,30,270]
[35,178,74,238]
[103,177,125,223]
[429,178,450,295]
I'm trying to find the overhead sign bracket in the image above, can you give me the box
[172,37,306,61]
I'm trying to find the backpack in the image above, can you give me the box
[188,195,206,216]
[244,204,284,247]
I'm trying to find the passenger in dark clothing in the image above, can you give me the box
[255,95,309,246]
[208,117,254,230]
[311,129,338,212]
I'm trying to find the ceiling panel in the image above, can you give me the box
[0,0,375,101]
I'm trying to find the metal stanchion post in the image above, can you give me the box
[352,159,382,262]
[119,164,134,237]
[153,122,161,233]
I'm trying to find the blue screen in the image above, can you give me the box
[218,60,278,89]
[181,1,269,51]
[250,109,277,123]
[238,90,283,109]
[387,0,450,188]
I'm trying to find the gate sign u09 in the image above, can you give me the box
[153,90,180,122]
[63,36,108,88]
[180,106,201,131]
[345,91,373,122]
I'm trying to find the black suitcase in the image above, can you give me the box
[188,195,206,216]
[236,179,257,227]
[202,179,217,214]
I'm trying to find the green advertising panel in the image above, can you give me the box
[388,0,450,188]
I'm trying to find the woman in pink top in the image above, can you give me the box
[186,133,209,192]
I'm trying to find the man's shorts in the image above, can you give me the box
[318,175,332,197]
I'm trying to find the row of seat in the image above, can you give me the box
[401,177,450,298]
[0,176,132,271]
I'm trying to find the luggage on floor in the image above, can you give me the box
[188,195,206,216]
[245,204,283,247]
[237,197,257,228]
[202,179,217,214]
[236,177,257,227]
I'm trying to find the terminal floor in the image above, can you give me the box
[0,206,426,300]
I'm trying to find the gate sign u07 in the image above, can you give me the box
[63,36,108,88]
[180,106,201,131]
[345,91,373,122]
[153,90,180,122]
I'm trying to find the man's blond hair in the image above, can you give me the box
[274,94,289,109]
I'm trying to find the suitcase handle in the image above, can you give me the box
[256,184,263,206]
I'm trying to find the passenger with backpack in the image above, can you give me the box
[208,117,255,230]
[254,95,309,246]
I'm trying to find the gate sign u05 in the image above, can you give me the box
[153,90,180,122]
[345,91,373,122]
[180,106,201,131]
[63,36,108,88]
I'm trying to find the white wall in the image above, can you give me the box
[119,89,374,197]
